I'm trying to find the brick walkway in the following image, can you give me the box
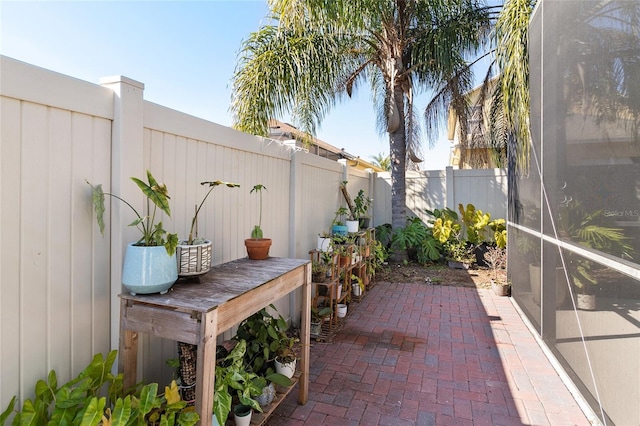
[266,282,592,425]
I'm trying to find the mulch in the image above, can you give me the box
[374,261,505,289]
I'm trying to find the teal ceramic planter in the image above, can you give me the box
[332,225,348,236]
[122,243,177,295]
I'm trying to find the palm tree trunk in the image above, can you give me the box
[389,91,407,260]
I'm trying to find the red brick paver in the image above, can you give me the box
[266,282,591,425]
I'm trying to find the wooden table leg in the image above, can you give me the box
[299,262,311,404]
[119,298,138,391]
[195,309,218,426]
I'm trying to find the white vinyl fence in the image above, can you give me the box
[375,168,508,225]
[0,55,506,410]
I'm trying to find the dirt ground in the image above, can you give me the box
[375,261,506,289]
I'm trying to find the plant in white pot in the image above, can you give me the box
[310,306,332,336]
[245,184,272,260]
[213,340,263,426]
[177,180,240,277]
[87,170,179,295]
[351,274,364,297]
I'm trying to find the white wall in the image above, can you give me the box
[375,167,508,226]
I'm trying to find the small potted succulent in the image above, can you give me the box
[177,180,239,277]
[87,170,179,295]
[245,184,272,260]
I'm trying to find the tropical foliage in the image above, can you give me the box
[1,351,198,426]
[370,152,391,171]
[87,170,179,256]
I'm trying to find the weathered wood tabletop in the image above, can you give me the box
[118,256,311,426]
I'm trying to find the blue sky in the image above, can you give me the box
[1,0,453,169]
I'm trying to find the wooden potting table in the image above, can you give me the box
[118,257,311,426]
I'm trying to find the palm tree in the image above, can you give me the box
[370,152,391,172]
[231,0,493,245]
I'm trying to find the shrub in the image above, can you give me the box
[1,351,198,426]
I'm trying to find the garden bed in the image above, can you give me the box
[375,261,505,289]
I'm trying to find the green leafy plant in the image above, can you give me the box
[1,350,198,426]
[351,274,365,293]
[375,223,393,249]
[213,340,264,426]
[489,218,507,249]
[311,306,333,323]
[353,189,373,220]
[443,231,475,263]
[235,306,298,374]
[368,240,388,279]
[249,184,267,239]
[185,180,240,245]
[87,170,178,256]
[391,217,442,264]
[458,203,491,244]
[331,234,355,258]
[311,260,327,275]
[332,206,350,226]
[311,259,328,282]
[559,202,633,294]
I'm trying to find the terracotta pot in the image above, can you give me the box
[245,238,272,260]
[492,281,510,296]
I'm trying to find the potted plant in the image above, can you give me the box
[317,230,332,252]
[368,240,388,281]
[353,189,373,229]
[245,184,272,260]
[271,320,298,379]
[559,202,632,310]
[233,403,252,426]
[310,306,332,336]
[485,246,509,296]
[458,203,493,266]
[2,350,199,425]
[235,306,298,379]
[213,340,263,426]
[177,180,240,277]
[87,170,179,295]
[443,232,475,269]
[312,259,327,283]
[331,206,350,236]
[331,234,354,267]
[351,274,364,297]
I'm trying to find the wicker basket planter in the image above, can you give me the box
[176,240,212,277]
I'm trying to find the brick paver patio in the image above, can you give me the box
[266,281,592,425]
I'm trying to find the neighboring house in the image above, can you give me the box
[447,79,501,169]
[268,120,385,172]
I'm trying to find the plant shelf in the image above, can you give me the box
[239,371,302,426]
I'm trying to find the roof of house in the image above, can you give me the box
[267,120,385,172]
